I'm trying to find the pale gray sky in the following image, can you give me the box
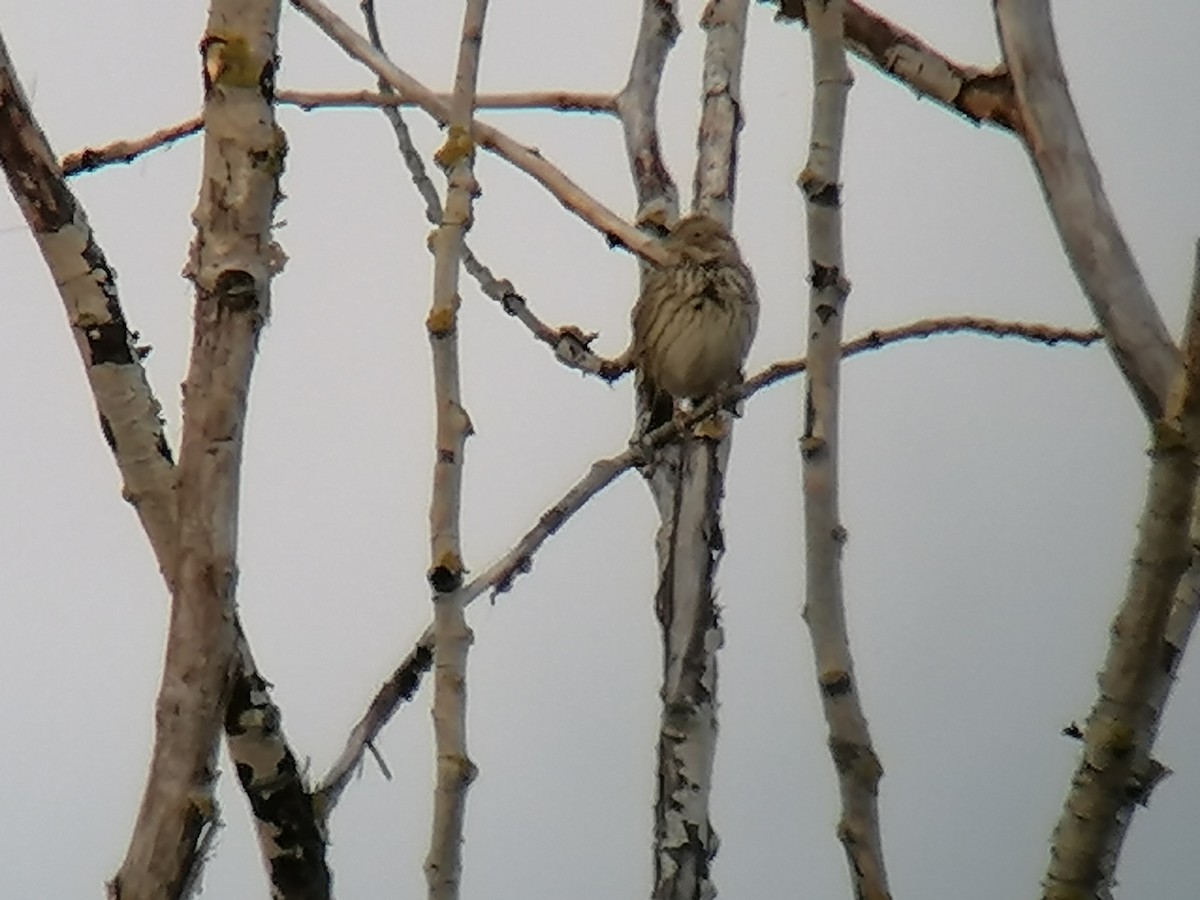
[1,1,1197,897]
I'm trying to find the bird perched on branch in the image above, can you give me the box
[631,213,758,434]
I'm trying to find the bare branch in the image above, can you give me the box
[1099,260,1200,856]
[314,315,1100,788]
[798,3,892,898]
[692,0,749,223]
[316,639,434,815]
[0,31,179,589]
[225,628,330,900]
[290,0,667,264]
[283,87,616,114]
[60,89,615,177]
[359,0,615,383]
[995,0,1180,420]
[1044,243,1200,897]
[62,118,204,176]
[423,2,489,896]
[616,0,681,226]
[640,4,753,897]
[0,25,326,900]
[111,4,289,896]
[768,0,1020,132]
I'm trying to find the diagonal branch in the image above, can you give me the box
[995,0,1179,421]
[0,24,326,900]
[314,316,1100,799]
[798,2,891,898]
[0,32,179,588]
[1043,244,1200,898]
[225,626,330,900]
[61,89,616,176]
[359,0,614,383]
[290,0,668,265]
[768,0,1021,132]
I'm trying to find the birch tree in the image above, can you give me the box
[0,2,1197,899]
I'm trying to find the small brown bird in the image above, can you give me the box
[631,213,758,433]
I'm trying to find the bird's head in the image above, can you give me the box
[664,213,741,266]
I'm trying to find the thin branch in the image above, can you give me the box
[995,0,1179,421]
[316,639,435,815]
[358,0,615,382]
[798,2,891,898]
[112,4,290,896]
[290,0,667,264]
[423,2,488,897]
[283,87,616,114]
[62,118,204,176]
[312,315,1100,795]
[1044,244,1200,898]
[60,89,614,177]
[768,0,1020,132]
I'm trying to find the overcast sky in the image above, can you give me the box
[2,1,1198,897]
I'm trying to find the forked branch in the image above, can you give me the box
[995,0,1179,420]
[290,0,667,265]
[1043,245,1200,898]
[769,0,1021,132]
[314,314,1100,826]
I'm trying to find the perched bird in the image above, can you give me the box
[631,213,759,433]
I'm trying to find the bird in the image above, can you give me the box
[630,213,759,434]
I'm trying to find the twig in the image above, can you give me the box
[111,5,289,897]
[312,315,1101,799]
[798,3,891,898]
[1043,244,1200,898]
[283,87,616,114]
[995,0,1179,420]
[768,0,1021,132]
[423,2,488,897]
[60,89,616,176]
[359,0,614,381]
[290,0,667,264]
[316,639,434,814]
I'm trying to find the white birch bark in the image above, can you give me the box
[424,3,488,898]
[226,627,331,900]
[112,2,287,896]
[994,0,1179,419]
[770,0,1020,132]
[1040,251,1200,899]
[1,19,325,900]
[798,3,891,898]
[617,1,752,896]
[0,30,179,592]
